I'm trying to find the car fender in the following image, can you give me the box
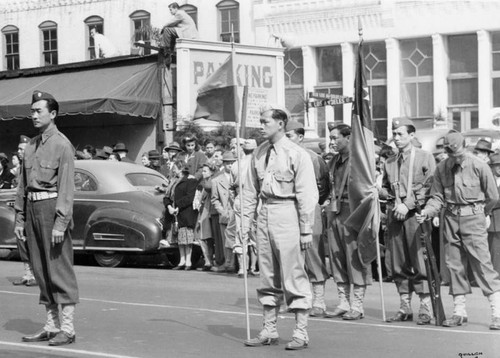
[84,206,162,253]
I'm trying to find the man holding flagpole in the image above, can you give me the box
[381,117,436,325]
[237,104,318,350]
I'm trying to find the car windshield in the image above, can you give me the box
[125,173,167,188]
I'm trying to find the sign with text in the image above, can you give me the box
[185,46,282,127]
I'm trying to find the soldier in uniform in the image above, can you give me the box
[381,117,436,325]
[285,120,330,317]
[14,90,79,346]
[324,124,372,320]
[12,135,37,287]
[239,104,318,350]
[417,132,500,330]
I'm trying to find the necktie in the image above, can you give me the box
[265,145,274,168]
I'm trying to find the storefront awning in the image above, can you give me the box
[0,60,161,120]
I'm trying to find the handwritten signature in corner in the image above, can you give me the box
[458,352,483,358]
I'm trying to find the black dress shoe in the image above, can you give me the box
[22,330,57,342]
[184,266,192,271]
[387,312,413,322]
[12,278,27,286]
[172,265,185,270]
[48,331,76,346]
[442,315,468,327]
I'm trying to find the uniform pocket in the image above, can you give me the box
[462,177,480,200]
[271,170,294,196]
[38,160,59,184]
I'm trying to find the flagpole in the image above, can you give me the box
[358,17,386,322]
[231,25,251,340]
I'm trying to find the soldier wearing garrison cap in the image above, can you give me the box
[380,117,436,325]
[417,131,500,330]
[239,103,318,350]
[285,120,330,318]
[14,90,79,346]
[11,135,37,288]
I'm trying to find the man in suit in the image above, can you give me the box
[211,151,237,273]
[161,2,198,55]
[113,142,134,163]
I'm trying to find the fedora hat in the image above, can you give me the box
[474,138,494,154]
[222,151,237,162]
[113,142,128,153]
[490,151,500,165]
[164,141,182,152]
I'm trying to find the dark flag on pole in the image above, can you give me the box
[194,54,239,122]
[344,40,381,266]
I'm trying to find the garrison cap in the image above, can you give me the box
[222,151,236,162]
[392,117,414,130]
[474,138,494,153]
[31,90,55,104]
[164,141,182,152]
[443,132,464,153]
[19,135,30,145]
[286,120,304,132]
[490,152,500,165]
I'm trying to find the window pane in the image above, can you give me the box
[418,82,433,117]
[494,53,500,71]
[403,83,417,117]
[449,34,478,73]
[373,120,387,142]
[372,85,387,119]
[372,61,387,79]
[450,78,478,105]
[419,58,432,76]
[318,46,342,83]
[493,78,500,107]
[492,31,500,52]
[402,60,416,77]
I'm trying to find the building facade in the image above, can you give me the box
[2,0,500,141]
[254,0,500,140]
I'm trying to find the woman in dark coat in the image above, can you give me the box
[164,160,199,270]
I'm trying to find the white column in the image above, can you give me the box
[385,38,400,133]
[302,45,318,136]
[477,30,492,128]
[432,34,448,127]
[341,42,354,125]
[176,47,191,123]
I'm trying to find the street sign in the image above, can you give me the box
[307,92,353,107]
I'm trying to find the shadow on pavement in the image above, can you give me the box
[4,319,43,335]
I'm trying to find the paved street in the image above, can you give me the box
[0,259,499,358]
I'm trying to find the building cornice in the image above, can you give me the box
[0,0,110,14]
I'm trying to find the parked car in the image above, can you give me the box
[0,161,180,268]
[462,128,500,152]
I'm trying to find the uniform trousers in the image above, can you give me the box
[387,210,428,294]
[304,204,329,283]
[488,232,500,275]
[25,198,79,305]
[328,202,372,286]
[443,212,500,296]
[256,200,311,310]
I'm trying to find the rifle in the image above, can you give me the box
[414,195,446,326]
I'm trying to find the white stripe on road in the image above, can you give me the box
[0,341,141,358]
[1,290,498,337]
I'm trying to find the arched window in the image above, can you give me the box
[130,10,151,55]
[39,21,58,66]
[2,25,19,70]
[217,1,239,43]
[84,16,104,59]
[180,4,198,28]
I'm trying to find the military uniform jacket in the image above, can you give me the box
[237,135,318,235]
[15,125,75,232]
[381,145,435,210]
[425,152,499,218]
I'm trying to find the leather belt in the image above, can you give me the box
[261,197,295,204]
[446,203,484,216]
[28,191,58,202]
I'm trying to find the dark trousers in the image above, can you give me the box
[26,198,79,305]
[17,237,30,262]
[210,215,225,266]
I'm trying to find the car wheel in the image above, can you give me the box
[94,252,126,268]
